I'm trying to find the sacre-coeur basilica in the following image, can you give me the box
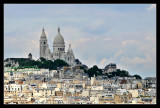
[39,26,75,66]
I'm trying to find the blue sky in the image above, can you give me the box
[4,4,156,78]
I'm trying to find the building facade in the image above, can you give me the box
[103,63,117,74]
[39,27,75,66]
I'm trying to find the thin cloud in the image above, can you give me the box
[104,38,112,41]
[122,40,138,46]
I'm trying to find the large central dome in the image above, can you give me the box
[53,27,64,44]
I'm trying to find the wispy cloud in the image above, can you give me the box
[104,38,112,41]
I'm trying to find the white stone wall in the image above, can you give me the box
[91,86,103,90]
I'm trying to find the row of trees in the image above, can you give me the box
[14,57,69,70]
[14,57,142,79]
[81,65,142,79]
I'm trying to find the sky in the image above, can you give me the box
[4,4,156,78]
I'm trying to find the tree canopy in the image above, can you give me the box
[86,65,103,77]
[83,66,141,79]
[132,74,142,80]
[11,57,142,79]
[14,58,69,70]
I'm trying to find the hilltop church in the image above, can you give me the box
[39,26,75,66]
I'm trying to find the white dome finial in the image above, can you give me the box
[41,27,47,38]
[42,27,45,31]
[69,43,71,48]
[58,25,60,33]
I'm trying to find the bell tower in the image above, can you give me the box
[39,27,48,58]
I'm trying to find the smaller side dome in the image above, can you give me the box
[28,53,32,59]
[68,44,73,54]
[28,53,32,56]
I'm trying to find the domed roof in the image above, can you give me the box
[53,27,64,44]
[67,44,74,58]
[28,53,32,56]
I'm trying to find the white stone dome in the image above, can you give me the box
[53,27,64,44]
[67,44,74,56]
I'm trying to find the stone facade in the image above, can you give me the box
[39,27,75,66]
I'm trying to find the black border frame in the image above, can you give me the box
[1,0,159,107]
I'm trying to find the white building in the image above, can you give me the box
[39,26,75,66]
[103,63,117,74]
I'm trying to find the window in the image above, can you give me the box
[124,96,127,99]
[121,96,123,99]
[44,42,45,44]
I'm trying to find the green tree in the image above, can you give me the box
[133,74,142,80]
[53,59,69,67]
[115,69,129,77]
[39,57,46,62]
[80,66,88,73]
[14,58,69,70]
[86,65,103,77]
